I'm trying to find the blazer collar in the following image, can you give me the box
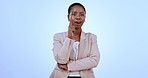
[65,31,86,59]
[79,31,86,59]
[80,31,86,40]
[66,31,86,40]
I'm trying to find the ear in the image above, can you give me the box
[67,14,71,21]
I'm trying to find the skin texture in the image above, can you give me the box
[58,5,86,71]
[67,5,85,41]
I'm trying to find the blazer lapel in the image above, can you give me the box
[65,31,86,59]
[78,31,86,59]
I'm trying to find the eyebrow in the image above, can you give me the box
[71,11,85,14]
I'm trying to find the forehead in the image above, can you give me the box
[71,5,85,12]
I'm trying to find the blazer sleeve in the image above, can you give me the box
[52,33,75,64]
[67,34,100,71]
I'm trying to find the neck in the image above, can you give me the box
[74,28,82,36]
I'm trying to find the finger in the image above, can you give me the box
[57,64,61,69]
[69,21,73,27]
[69,21,75,27]
[62,66,67,71]
[57,63,63,69]
[70,21,74,26]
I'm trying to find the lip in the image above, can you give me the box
[74,21,82,25]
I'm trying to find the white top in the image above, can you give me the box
[69,41,81,77]
[73,41,79,60]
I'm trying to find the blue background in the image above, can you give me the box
[0,0,148,78]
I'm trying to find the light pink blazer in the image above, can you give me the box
[50,31,100,78]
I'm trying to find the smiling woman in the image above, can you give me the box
[49,2,100,78]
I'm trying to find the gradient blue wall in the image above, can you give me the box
[0,0,148,78]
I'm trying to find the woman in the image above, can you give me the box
[50,2,100,78]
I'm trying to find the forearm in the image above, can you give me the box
[53,37,75,64]
[67,55,100,71]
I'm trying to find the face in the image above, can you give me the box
[68,5,86,28]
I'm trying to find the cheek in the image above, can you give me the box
[71,16,75,20]
[82,17,85,22]
[68,16,74,21]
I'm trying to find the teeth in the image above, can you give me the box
[75,22,81,24]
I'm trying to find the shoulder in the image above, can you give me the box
[83,32,97,39]
[83,32,98,43]
[53,32,67,41]
[54,32,67,37]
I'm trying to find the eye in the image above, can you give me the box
[81,13,85,16]
[71,12,77,16]
[80,13,85,16]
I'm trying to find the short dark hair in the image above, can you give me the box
[68,2,86,15]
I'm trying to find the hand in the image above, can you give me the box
[68,22,75,38]
[68,22,81,41]
[57,63,68,71]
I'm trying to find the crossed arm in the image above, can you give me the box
[52,33,100,71]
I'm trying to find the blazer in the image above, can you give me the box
[50,31,100,78]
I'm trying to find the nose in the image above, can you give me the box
[76,16,81,20]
